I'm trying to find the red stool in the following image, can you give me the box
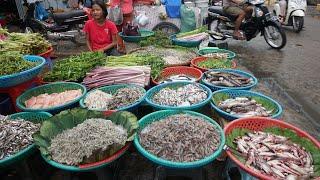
[0,77,42,112]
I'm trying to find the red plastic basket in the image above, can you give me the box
[224,117,320,180]
[190,56,237,72]
[151,66,203,85]
[38,46,53,58]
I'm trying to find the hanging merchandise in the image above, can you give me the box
[161,0,181,18]
[180,4,196,33]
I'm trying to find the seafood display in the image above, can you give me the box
[49,118,127,165]
[203,71,254,87]
[25,89,82,109]
[84,87,144,110]
[139,114,221,162]
[152,84,207,107]
[202,52,229,59]
[218,97,273,117]
[0,116,40,160]
[233,131,314,179]
[158,74,197,84]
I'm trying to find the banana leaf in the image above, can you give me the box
[33,108,138,165]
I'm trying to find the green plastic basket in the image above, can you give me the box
[134,110,225,168]
[79,84,146,111]
[16,82,87,114]
[118,29,155,42]
[197,47,236,60]
[0,112,52,168]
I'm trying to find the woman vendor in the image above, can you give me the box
[83,0,120,56]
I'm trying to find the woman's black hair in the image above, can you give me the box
[92,0,108,17]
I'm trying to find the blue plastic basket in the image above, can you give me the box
[201,69,258,91]
[210,89,283,121]
[197,47,236,60]
[134,110,225,169]
[170,34,202,48]
[0,112,52,168]
[79,84,146,112]
[145,81,212,111]
[0,55,46,88]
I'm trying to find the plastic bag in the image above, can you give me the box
[108,5,124,25]
[161,0,181,18]
[180,4,196,33]
[135,12,150,27]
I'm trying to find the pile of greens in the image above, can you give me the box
[43,52,105,82]
[226,127,320,177]
[0,51,38,76]
[0,28,51,55]
[139,30,172,47]
[104,54,165,79]
[197,58,233,69]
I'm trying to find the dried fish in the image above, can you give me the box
[139,114,220,162]
[158,74,196,84]
[204,71,254,87]
[218,97,273,117]
[234,131,314,179]
[49,118,127,165]
[202,52,229,59]
[0,116,40,160]
[153,84,207,107]
[84,90,113,110]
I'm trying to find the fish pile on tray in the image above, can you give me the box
[139,114,220,162]
[49,118,127,165]
[0,116,40,160]
[218,97,273,117]
[234,131,314,179]
[153,84,207,107]
[83,66,151,89]
[158,74,196,84]
[204,71,254,87]
[25,89,82,109]
[84,87,144,110]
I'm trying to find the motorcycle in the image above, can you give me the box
[207,0,287,49]
[273,0,306,32]
[22,1,90,44]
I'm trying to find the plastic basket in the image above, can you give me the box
[211,89,283,121]
[170,34,202,48]
[0,112,52,168]
[191,56,237,72]
[152,66,203,85]
[38,46,53,58]
[134,110,225,168]
[79,84,146,112]
[197,47,236,60]
[201,69,258,91]
[224,117,320,180]
[0,55,46,88]
[145,81,212,111]
[119,29,155,42]
[16,82,87,114]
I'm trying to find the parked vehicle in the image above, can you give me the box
[207,0,287,49]
[273,0,306,32]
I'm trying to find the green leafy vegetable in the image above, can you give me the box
[139,30,172,47]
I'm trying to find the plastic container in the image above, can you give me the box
[224,117,320,180]
[119,29,155,42]
[210,89,283,121]
[201,69,258,91]
[16,82,87,114]
[134,110,225,168]
[38,46,53,58]
[191,56,237,72]
[0,55,46,88]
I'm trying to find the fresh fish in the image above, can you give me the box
[204,71,254,87]
[159,74,196,84]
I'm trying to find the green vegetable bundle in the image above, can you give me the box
[0,28,51,55]
[43,52,105,82]
[176,26,207,38]
[0,51,37,76]
[104,54,165,79]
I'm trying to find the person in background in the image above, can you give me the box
[83,0,120,55]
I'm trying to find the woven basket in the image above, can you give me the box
[224,117,320,180]
[79,84,146,112]
[201,69,258,91]
[16,82,87,114]
[191,56,237,72]
[152,66,203,85]
[119,29,155,42]
[211,89,283,121]
[0,112,52,168]
[0,55,46,88]
[145,81,212,111]
[197,47,236,60]
[134,110,225,168]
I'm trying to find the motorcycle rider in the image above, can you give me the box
[223,0,253,40]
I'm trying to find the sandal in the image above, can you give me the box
[233,32,246,40]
